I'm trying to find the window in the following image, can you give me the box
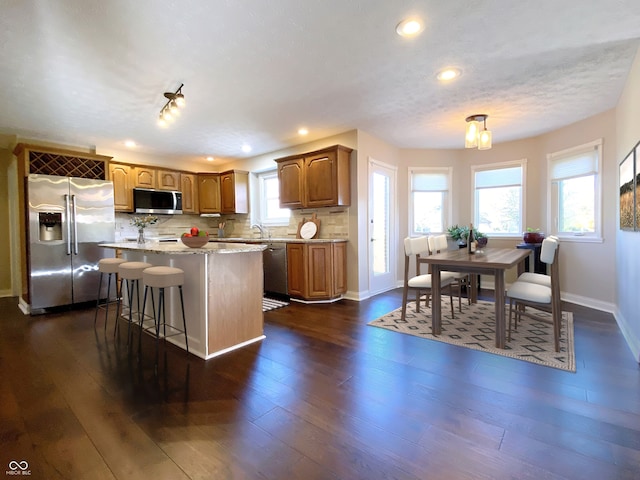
[548,139,602,241]
[472,160,526,236]
[257,170,290,225]
[409,167,451,235]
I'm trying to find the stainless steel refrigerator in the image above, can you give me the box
[27,174,116,312]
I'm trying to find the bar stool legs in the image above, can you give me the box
[140,266,189,372]
[115,261,152,346]
[94,258,126,331]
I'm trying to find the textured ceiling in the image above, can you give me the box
[1,0,640,164]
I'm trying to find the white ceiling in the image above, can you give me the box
[1,1,640,165]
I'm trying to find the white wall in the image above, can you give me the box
[394,112,617,308]
[615,47,640,362]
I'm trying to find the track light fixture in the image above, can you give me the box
[158,84,185,127]
[465,114,492,150]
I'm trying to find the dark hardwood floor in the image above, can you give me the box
[1,290,639,479]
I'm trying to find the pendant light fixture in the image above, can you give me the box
[158,84,185,127]
[465,114,492,150]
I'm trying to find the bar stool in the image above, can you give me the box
[115,261,153,345]
[140,266,189,369]
[94,257,127,331]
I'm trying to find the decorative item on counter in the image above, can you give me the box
[130,214,158,244]
[297,213,320,239]
[180,226,209,248]
[218,222,225,238]
[523,227,545,244]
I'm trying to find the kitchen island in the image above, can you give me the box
[100,241,267,360]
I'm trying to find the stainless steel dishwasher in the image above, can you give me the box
[263,243,288,296]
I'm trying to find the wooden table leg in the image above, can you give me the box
[432,265,441,336]
[494,269,506,349]
[470,274,478,303]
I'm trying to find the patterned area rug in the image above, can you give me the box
[369,300,575,372]
[262,297,289,312]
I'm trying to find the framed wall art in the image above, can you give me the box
[619,146,635,231]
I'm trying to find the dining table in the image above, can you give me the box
[421,247,531,349]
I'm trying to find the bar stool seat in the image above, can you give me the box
[94,257,127,331]
[115,261,153,345]
[141,266,189,370]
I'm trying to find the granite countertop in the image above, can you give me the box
[207,237,348,244]
[100,241,267,254]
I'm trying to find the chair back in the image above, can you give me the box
[404,236,430,257]
[540,237,558,264]
[428,234,448,254]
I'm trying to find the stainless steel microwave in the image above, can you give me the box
[133,188,182,214]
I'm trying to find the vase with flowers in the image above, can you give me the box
[130,215,158,244]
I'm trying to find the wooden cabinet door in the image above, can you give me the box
[134,166,156,188]
[332,242,347,295]
[180,173,198,213]
[220,172,236,213]
[286,243,306,297]
[220,171,249,214]
[108,163,133,212]
[157,169,180,191]
[277,158,304,208]
[305,151,338,208]
[198,174,221,213]
[307,243,332,298]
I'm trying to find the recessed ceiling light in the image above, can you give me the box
[206,156,214,162]
[241,144,252,153]
[298,128,309,135]
[396,18,424,37]
[436,68,461,82]
[124,140,136,148]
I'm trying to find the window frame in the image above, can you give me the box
[546,139,603,243]
[254,169,290,227]
[408,166,453,236]
[471,159,527,238]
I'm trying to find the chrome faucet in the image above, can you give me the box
[251,223,266,239]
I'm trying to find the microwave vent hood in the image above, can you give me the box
[133,188,182,214]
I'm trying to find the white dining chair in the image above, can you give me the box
[401,236,457,321]
[428,234,471,312]
[516,236,559,287]
[506,237,562,351]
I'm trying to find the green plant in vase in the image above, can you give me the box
[447,225,469,247]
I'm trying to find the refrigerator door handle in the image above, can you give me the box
[71,194,79,255]
[65,194,72,255]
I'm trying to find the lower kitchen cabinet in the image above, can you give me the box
[286,242,347,301]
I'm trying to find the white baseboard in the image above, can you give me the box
[18,297,30,315]
[613,308,640,363]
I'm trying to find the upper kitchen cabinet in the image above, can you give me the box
[220,170,249,214]
[108,162,134,212]
[157,169,181,191]
[133,167,180,191]
[180,173,198,214]
[133,166,155,188]
[275,145,352,209]
[198,173,221,214]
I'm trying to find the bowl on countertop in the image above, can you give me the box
[180,235,209,248]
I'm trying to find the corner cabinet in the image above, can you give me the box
[275,145,352,209]
[286,241,347,301]
[109,162,133,212]
[220,170,249,214]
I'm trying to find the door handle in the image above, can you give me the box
[64,194,72,255]
[71,194,79,255]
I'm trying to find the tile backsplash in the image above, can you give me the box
[115,208,349,241]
